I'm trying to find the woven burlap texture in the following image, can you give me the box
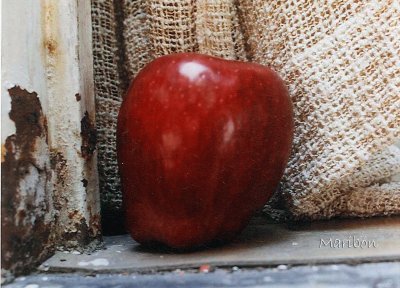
[91,0,400,223]
[91,0,123,226]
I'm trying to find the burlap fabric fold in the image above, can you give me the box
[92,0,400,230]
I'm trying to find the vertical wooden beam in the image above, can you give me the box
[1,0,100,280]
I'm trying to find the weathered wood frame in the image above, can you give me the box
[1,0,100,278]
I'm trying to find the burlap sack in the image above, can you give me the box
[92,0,400,231]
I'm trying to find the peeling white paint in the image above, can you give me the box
[2,0,100,276]
[2,0,55,230]
[42,0,100,241]
[2,1,49,142]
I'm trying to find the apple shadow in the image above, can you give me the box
[130,215,291,256]
[286,215,400,232]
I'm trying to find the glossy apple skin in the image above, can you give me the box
[117,53,293,249]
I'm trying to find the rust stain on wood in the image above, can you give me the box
[1,143,6,162]
[1,86,55,276]
[41,0,60,58]
[88,206,102,239]
[80,111,97,160]
[44,38,58,56]
[62,210,91,246]
[50,148,101,248]
[50,149,68,211]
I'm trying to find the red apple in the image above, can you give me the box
[117,53,293,249]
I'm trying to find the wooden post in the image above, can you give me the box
[1,0,100,279]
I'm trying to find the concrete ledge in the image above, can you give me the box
[39,216,400,273]
[7,262,400,288]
